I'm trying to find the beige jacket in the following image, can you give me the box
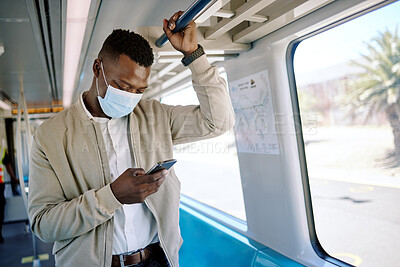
[28,55,235,267]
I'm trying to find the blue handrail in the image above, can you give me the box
[155,0,217,48]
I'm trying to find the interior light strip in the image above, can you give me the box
[62,0,91,107]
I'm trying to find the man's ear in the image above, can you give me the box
[93,59,101,77]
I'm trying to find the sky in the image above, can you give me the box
[294,0,400,75]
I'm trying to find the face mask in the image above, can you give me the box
[96,62,143,118]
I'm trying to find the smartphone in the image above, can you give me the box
[146,159,177,175]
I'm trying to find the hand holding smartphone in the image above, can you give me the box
[146,159,177,175]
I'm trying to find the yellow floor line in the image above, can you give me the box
[21,254,49,264]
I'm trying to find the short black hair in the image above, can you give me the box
[98,29,154,67]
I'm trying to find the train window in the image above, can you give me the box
[293,1,400,266]
[161,70,246,221]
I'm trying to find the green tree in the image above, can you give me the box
[345,28,400,156]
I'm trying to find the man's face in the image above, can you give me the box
[98,54,151,97]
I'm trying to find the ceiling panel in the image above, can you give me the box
[0,0,29,18]
[0,0,64,110]
[73,0,194,102]
[0,0,340,112]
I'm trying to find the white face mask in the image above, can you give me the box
[96,62,143,118]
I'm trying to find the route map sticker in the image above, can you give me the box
[229,70,279,155]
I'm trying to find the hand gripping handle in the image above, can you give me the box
[155,0,217,48]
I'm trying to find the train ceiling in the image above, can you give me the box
[0,0,374,113]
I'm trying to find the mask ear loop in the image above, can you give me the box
[100,61,109,87]
[96,61,108,98]
[96,77,101,97]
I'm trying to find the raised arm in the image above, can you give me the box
[161,11,235,144]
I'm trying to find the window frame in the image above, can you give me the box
[285,1,396,266]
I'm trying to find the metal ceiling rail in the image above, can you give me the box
[158,68,192,93]
[24,0,54,103]
[33,0,63,102]
[37,0,58,100]
[213,9,269,23]
[233,0,309,43]
[204,0,276,40]
[149,61,181,84]
[145,59,218,100]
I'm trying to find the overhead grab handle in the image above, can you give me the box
[155,0,217,48]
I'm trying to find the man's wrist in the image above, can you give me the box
[110,182,123,204]
[181,44,205,66]
[182,44,199,58]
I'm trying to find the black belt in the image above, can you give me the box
[111,242,160,267]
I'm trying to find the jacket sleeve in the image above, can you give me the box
[28,134,122,243]
[162,55,235,145]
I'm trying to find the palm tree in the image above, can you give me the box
[345,27,400,157]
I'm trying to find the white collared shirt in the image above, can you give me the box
[80,92,159,254]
